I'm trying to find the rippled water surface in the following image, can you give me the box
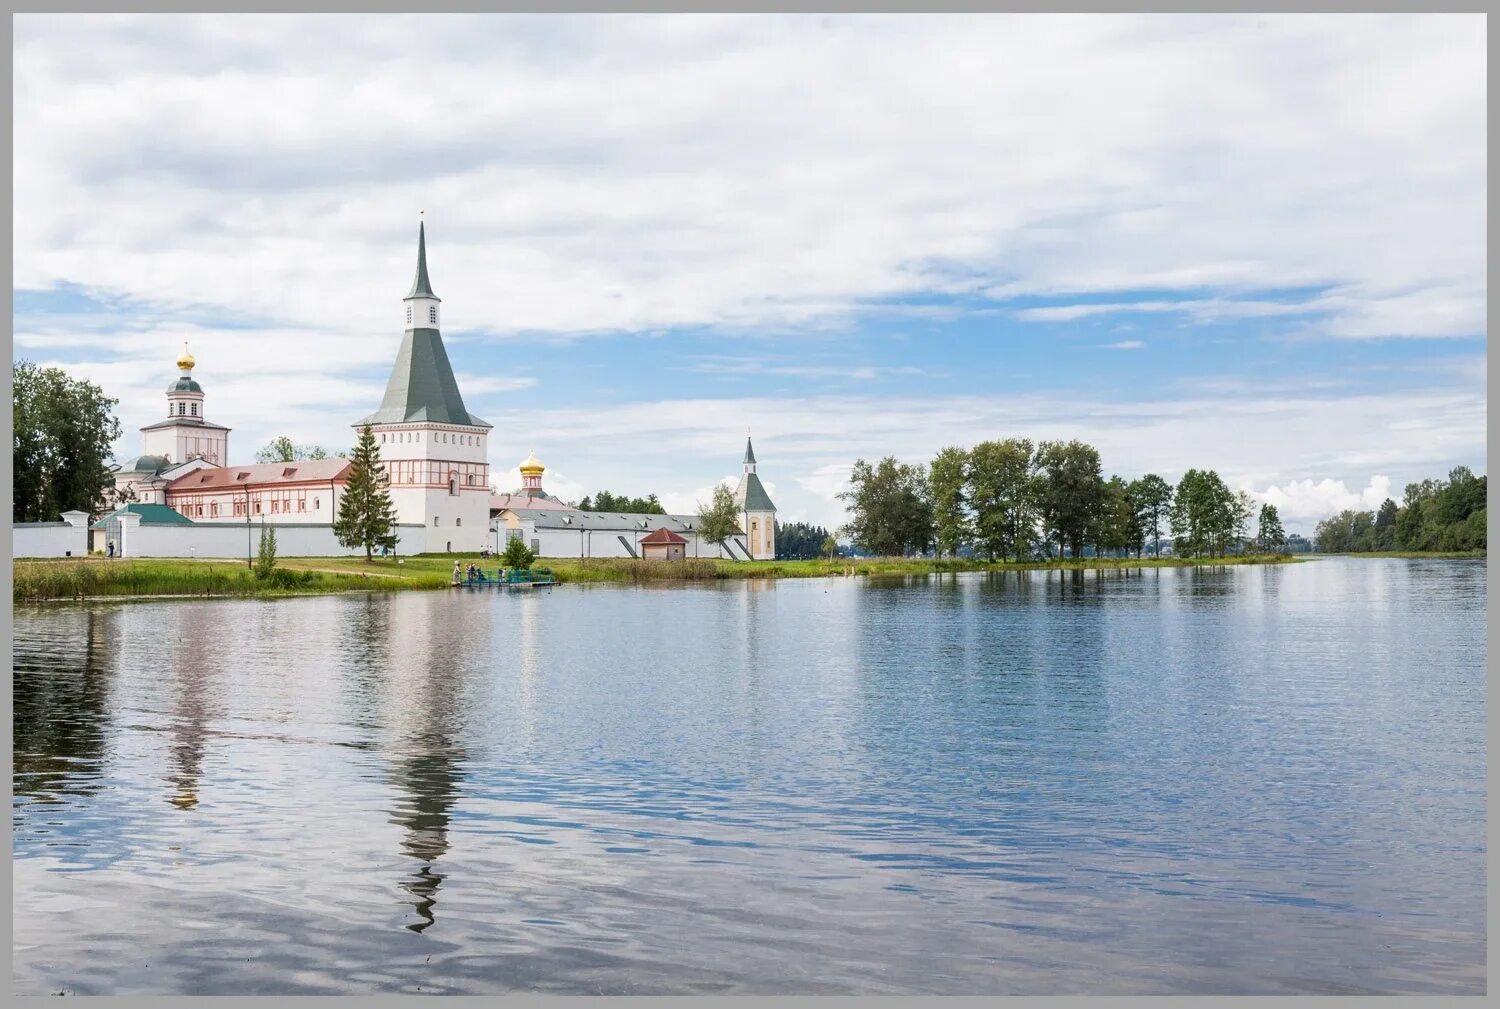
[12,558,1487,994]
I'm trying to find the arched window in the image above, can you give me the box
[313,497,319,510]
[449,472,458,496]
[456,517,462,527]
[435,516,440,526]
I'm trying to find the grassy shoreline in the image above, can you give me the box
[14,552,1309,603]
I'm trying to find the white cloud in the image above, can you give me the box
[12,15,1485,540]
[1102,340,1145,350]
[12,13,1485,340]
[1251,475,1394,528]
[470,385,1485,533]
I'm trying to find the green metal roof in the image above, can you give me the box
[405,221,439,301]
[744,436,756,465]
[124,454,172,474]
[91,503,197,529]
[734,471,776,513]
[168,377,204,394]
[357,328,490,428]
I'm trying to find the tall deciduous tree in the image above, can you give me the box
[1131,474,1174,557]
[13,361,122,522]
[1035,440,1105,558]
[1098,476,1135,558]
[1232,490,1257,552]
[1257,503,1286,552]
[334,425,400,560]
[696,484,740,553]
[929,446,971,558]
[255,436,334,463]
[838,457,935,557]
[966,438,1039,562]
[1171,468,1236,557]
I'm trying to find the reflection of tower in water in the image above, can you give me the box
[516,591,543,752]
[165,610,214,811]
[384,596,476,934]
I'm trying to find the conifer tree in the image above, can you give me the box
[334,425,400,560]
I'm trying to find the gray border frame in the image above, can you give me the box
[4,6,1491,1005]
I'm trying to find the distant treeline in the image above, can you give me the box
[775,521,835,560]
[838,439,1287,560]
[576,490,667,514]
[1315,467,1486,553]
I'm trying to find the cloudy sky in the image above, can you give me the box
[13,13,1486,534]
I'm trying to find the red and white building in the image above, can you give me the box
[109,220,492,552]
[162,460,353,523]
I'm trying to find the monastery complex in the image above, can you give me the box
[32,223,777,561]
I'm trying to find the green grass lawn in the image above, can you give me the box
[15,551,1303,603]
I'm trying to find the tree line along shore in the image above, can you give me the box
[13,553,1304,604]
[14,362,1482,602]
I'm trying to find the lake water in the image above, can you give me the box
[12,558,1487,995]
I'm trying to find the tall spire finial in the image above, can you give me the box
[743,434,757,468]
[406,216,439,301]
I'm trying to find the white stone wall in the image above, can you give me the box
[385,486,490,553]
[498,520,751,560]
[13,523,90,558]
[108,522,429,558]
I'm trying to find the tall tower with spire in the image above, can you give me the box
[356,219,493,553]
[733,435,777,560]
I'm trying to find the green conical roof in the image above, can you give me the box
[734,471,776,513]
[405,221,440,301]
[744,436,756,465]
[358,327,489,429]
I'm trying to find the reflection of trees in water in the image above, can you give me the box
[337,595,393,732]
[13,609,115,802]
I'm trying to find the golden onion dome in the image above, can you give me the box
[519,449,545,474]
[176,342,196,371]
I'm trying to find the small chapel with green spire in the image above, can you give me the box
[734,435,777,559]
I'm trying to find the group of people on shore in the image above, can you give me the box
[452,560,498,585]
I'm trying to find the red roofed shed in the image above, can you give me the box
[639,526,688,561]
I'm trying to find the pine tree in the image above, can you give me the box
[334,425,400,560]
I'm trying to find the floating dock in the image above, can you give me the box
[452,567,555,590]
